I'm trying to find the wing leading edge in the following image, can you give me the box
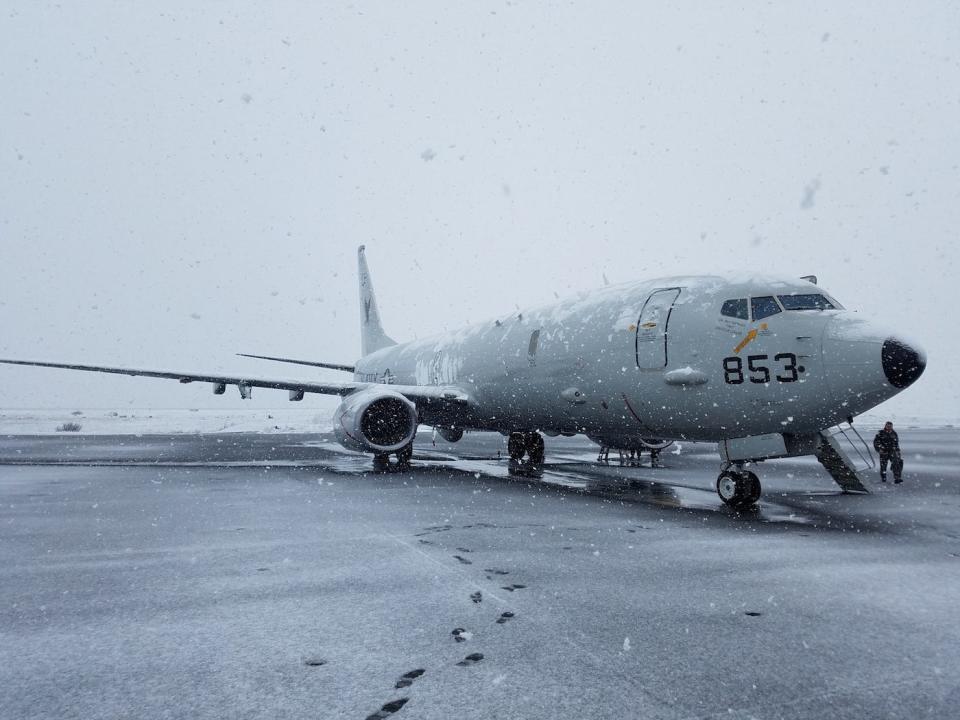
[0,358,470,406]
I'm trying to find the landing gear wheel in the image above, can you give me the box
[525,432,545,465]
[717,471,758,508]
[507,431,545,477]
[396,442,413,468]
[744,471,762,505]
[507,432,526,461]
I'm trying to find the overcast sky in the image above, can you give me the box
[1,2,958,422]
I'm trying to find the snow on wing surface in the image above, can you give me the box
[0,358,471,405]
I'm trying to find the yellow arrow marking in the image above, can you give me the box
[733,329,758,354]
[733,322,770,354]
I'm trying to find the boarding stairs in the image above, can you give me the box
[816,423,875,493]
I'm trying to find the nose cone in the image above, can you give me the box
[881,338,926,389]
[821,318,926,419]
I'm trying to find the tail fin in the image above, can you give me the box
[358,245,397,356]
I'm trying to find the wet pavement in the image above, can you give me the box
[1,428,959,719]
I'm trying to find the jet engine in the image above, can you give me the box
[333,388,418,454]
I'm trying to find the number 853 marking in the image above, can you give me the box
[722,353,805,384]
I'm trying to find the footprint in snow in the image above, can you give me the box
[483,568,509,575]
[456,547,472,553]
[500,584,526,592]
[365,698,408,720]
[414,525,452,537]
[470,591,482,603]
[496,612,514,624]
[451,627,472,643]
[395,669,425,688]
[453,555,472,565]
[456,652,484,666]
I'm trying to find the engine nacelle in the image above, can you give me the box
[333,388,418,454]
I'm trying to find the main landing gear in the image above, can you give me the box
[507,431,545,478]
[372,441,414,472]
[716,465,762,508]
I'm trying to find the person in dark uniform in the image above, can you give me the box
[649,446,663,467]
[873,421,904,483]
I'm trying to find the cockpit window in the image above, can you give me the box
[777,293,836,311]
[751,296,781,320]
[720,298,748,320]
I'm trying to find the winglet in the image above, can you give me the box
[358,245,397,356]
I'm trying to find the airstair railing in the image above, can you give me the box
[828,422,876,471]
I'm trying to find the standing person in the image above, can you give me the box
[873,421,904,483]
[649,446,662,468]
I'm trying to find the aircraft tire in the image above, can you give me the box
[525,432,545,465]
[396,442,413,468]
[745,471,762,504]
[507,432,526,461]
[717,471,753,508]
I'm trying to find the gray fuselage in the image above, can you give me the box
[354,275,916,446]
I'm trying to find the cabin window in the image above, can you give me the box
[777,293,836,311]
[720,299,748,320]
[751,296,781,320]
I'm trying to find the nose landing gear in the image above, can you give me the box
[716,465,762,508]
[507,431,545,478]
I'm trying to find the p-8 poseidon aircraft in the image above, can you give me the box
[0,247,925,507]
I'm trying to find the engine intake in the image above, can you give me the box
[333,388,418,454]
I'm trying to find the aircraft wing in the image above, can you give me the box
[0,358,471,406]
[236,352,355,373]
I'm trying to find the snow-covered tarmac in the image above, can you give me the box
[1,427,959,719]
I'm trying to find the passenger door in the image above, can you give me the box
[635,288,681,369]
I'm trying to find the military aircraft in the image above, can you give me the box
[0,246,926,507]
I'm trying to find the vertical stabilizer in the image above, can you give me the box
[358,245,397,356]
